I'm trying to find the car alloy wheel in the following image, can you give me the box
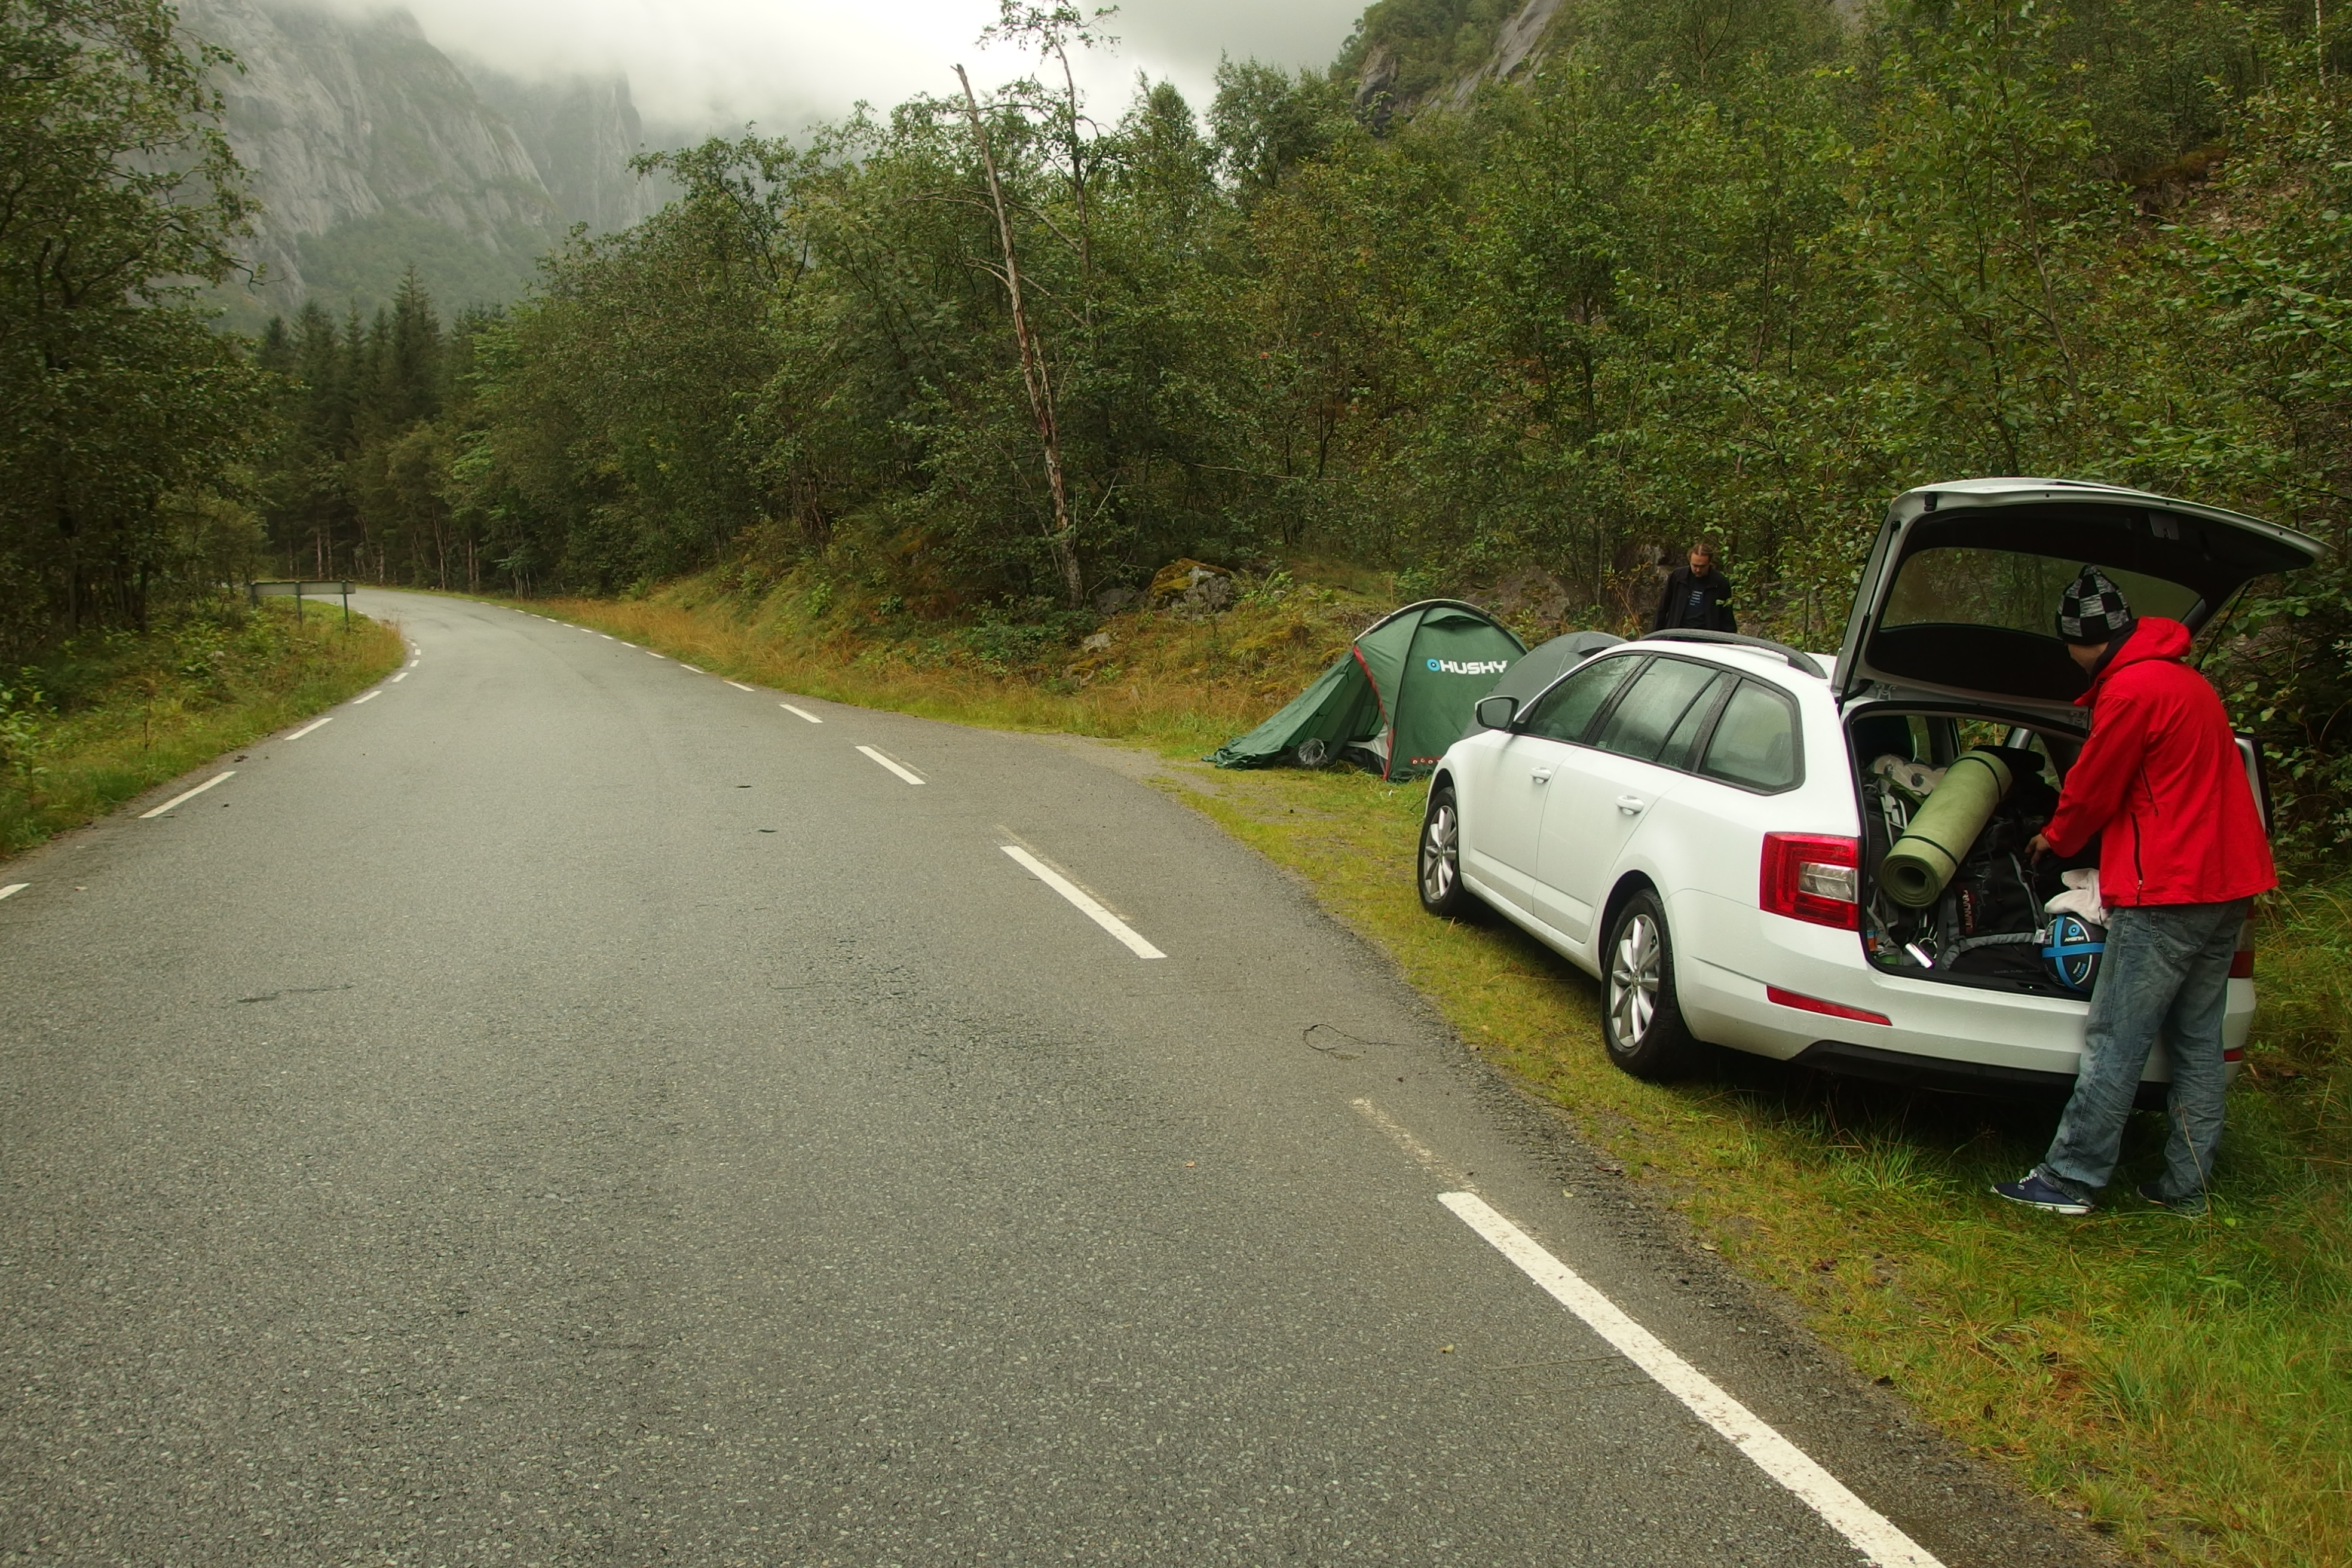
[1600,890,1699,1080]
[1422,803,1457,902]
[1417,785,1477,919]
[1609,911,1661,1045]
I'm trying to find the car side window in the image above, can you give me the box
[1519,656,1639,743]
[1699,680,1802,792]
[1591,658,1725,765]
[1655,672,1734,771]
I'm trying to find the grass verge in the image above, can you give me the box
[536,571,2349,1567]
[1,601,404,857]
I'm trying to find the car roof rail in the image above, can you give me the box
[1643,628,1827,679]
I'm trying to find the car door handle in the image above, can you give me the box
[1615,794,1647,814]
[1531,767,1555,783]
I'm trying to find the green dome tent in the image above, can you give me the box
[1208,600,1527,779]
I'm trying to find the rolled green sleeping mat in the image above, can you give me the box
[1880,749,2015,908]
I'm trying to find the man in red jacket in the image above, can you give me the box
[1994,567,2275,1217]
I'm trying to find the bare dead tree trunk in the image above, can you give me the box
[955,63,1083,609]
[1050,41,1092,308]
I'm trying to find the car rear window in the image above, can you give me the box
[1521,654,1637,743]
[1592,658,1723,763]
[1883,548,2200,633]
[1700,681,1801,792]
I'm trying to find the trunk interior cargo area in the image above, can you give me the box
[1848,708,2091,999]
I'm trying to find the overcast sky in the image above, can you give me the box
[334,0,1369,139]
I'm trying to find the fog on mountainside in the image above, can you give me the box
[177,0,670,326]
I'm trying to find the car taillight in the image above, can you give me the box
[2230,923,2255,979]
[1760,834,1860,930]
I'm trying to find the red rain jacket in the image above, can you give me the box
[2041,617,2276,906]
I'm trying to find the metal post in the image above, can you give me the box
[294,581,303,624]
[341,581,351,632]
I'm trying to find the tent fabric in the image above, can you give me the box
[1207,600,1527,779]
[1460,629,1624,740]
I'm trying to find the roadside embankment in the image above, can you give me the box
[532,571,2351,1568]
[1,600,405,857]
[532,562,1386,754]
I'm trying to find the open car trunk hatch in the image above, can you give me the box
[1836,480,2325,718]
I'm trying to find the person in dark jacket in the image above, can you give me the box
[1652,541,1737,633]
[1994,566,2276,1218]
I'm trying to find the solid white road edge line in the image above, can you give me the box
[856,745,926,786]
[286,716,334,740]
[0,883,24,901]
[724,680,755,692]
[139,770,237,819]
[999,845,1166,960]
[780,703,822,723]
[350,690,381,705]
[1438,1191,1946,1568]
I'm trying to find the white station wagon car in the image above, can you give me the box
[1417,480,2323,1093]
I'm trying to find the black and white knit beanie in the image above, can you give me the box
[2057,566,2134,645]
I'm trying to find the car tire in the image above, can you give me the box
[1601,890,1701,1080]
[1417,783,1480,919]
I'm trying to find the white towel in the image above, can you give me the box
[2043,868,2107,926]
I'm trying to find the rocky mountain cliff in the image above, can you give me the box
[1355,0,1571,121]
[1342,0,1858,120]
[1350,0,1569,118]
[179,0,669,327]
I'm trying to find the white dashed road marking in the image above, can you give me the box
[857,746,925,786]
[681,663,705,673]
[724,680,754,693]
[0,883,26,902]
[780,704,822,724]
[286,716,334,740]
[140,771,236,819]
[999,845,1165,960]
[1438,1190,1945,1568]
[350,691,380,705]
[391,672,408,682]
[1352,1097,1465,1184]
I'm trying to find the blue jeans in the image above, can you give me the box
[2035,899,2249,1204]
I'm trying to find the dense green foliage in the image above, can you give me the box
[0,598,402,852]
[249,277,502,589]
[0,0,274,656]
[230,0,2352,860]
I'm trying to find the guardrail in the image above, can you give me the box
[247,579,353,628]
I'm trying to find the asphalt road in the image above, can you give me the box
[0,590,2106,1567]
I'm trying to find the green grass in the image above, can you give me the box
[1,600,405,857]
[522,571,2352,1566]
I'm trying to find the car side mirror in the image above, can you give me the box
[1475,694,1520,730]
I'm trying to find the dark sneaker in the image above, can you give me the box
[2137,1183,2209,1217]
[1992,1173,2094,1215]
